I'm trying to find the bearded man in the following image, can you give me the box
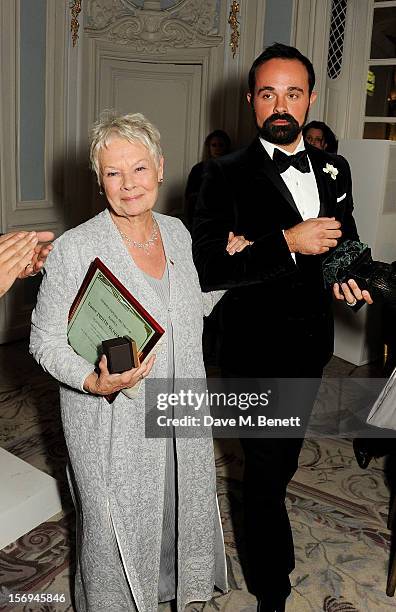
[192,43,372,612]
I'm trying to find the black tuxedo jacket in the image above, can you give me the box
[192,137,359,377]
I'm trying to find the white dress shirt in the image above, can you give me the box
[259,136,320,221]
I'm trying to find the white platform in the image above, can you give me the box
[0,447,62,549]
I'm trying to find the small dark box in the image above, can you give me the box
[102,336,139,374]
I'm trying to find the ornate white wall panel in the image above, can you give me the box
[1,1,67,228]
[322,0,373,139]
[84,0,222,52]
[291,0,332,120]
[0,0,68,342]
[72,0,268,222]
[97,52,202,214]
[324,87,341,137]
[291,0,374,139]
[225,0,267,146]
[19,0,46,202]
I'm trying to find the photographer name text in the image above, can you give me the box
[157,415,301,428]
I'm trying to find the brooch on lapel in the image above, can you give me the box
[323,163,338,180]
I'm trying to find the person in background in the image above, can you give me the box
[0,231,54,298]
[303,120,338,153]
[185,130,233,368]
[184,129,231,230]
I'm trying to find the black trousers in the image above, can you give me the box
[240,436,304,602]
[222,372,322,605]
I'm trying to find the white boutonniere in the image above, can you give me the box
[323,163,338,180]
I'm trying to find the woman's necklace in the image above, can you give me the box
[119,218,159,254]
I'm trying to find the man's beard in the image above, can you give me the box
[254,109,309,145]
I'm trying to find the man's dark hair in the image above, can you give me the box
[248,43,316,96]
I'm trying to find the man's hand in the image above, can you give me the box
[333,279,373,306]
[284,217,342,255]
[83,354,156,396]
[226,231,253,255]
[18,231,54,279]
[0,232,39,297]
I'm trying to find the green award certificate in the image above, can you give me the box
[67,258,164,367]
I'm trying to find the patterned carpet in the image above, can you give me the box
[0,341,395,611]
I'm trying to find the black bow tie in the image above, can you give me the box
[273,148,310,174]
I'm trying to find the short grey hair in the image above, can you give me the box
[90,111,162,185]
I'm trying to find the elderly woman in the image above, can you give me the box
[30,113,249,612]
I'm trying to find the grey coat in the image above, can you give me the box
[30,209,227,612]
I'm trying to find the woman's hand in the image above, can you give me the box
[226,231,253,255]
[83,354,156,396]
[18,231,54,278]
[0,232,39,296]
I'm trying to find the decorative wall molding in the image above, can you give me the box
[1,0,67,225]
[85,0,222,52]
[85,0,134,30]
[170,0,219,36]
[0,0,68,342]
[95,52,203,215]
[292,0,375,139]
[70,0,82,47]
[74,0,268,226]
[325,0,373,139]
[291,0,332,120]
[327,0,347,80]
[228,0,240,58]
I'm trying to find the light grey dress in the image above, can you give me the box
[143,265,176,602]
[30,210,227,612]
